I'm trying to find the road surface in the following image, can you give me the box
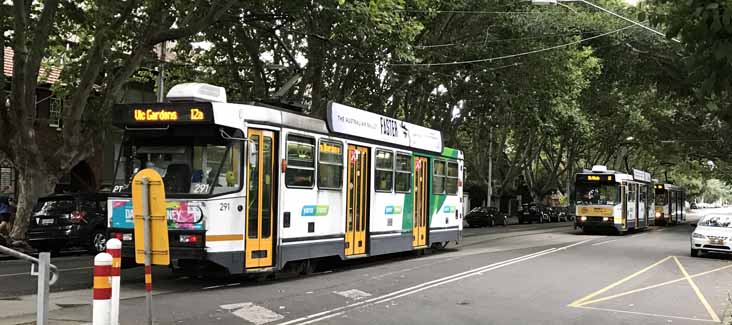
[1,208,730,325]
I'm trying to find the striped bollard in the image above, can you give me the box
[106,239,122,325]
[93,253,113,325]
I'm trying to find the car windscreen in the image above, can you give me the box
[34,199,75,214]
[698,215,732,228]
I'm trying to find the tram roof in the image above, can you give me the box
[655,183,684,191]
[112,100,448,154]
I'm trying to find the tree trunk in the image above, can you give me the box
[9,166,56,241]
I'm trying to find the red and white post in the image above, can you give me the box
[106,239,122,325]
[93,253,113,325]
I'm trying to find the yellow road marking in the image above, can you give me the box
[575,306,718,323]
[673,256,721,322]
[568,256,672,307]
[578,263,732,306]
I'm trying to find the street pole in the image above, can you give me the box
[157,42,166,102]
[142,176,153,325]
[487,126,493,208]
[37,252,50,325]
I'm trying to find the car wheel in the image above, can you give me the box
[690,248,699,257]
[89,229,108,254]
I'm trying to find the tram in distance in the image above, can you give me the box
[107,83,464,275]
[574,166,655,234]
[654,183,686,226]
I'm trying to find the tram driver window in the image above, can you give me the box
[375,150,394,192]
[395,154,411,193]
[446,161,458,195]
[286,135,315,188]
[318,140,343,190]
[433,160,446,194]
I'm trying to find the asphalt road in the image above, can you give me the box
[2,208,731,325]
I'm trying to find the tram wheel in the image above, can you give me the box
[430,242,448,250]
[299,259,318,275]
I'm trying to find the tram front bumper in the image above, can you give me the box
[110,228,207,261]
[575,216,617,229]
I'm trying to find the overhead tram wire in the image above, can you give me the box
[414,29,619,49]
[381,23,641,67]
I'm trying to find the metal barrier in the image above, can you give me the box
[0,245,60,325]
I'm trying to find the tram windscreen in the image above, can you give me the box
[655,191,668,205]
[112,137,242,196]
[575,183,620,205]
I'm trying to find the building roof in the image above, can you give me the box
[3,47,61,84]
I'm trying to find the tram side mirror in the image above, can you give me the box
[249,140,258,168]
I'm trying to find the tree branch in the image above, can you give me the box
[148,0,237,46]
[24,0,59,92]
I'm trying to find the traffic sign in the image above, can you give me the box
[132,169,170,266]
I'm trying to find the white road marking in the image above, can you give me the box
[220,302,285,325]
[591,239,620,246]
[576,306,717,323]
[277,239,593,325]
[334,289,372,300]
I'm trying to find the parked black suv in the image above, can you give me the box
[27,193,108,254]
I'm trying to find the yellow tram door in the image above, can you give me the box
[345,145,369,256]
[245,129,276,269]
[413,157,428,248]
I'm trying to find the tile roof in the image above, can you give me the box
[3,47,61,84]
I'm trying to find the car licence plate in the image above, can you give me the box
[41,219,54,225]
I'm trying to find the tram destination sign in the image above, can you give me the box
[113,103,214,125]
[326,102,443,153]
[576,174,615,183]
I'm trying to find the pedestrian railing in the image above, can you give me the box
[0,244,59,325]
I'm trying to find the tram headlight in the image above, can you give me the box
[580,216,587,222]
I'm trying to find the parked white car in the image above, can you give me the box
[690,214,732,257]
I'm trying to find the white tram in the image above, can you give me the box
[574,166,655,234]
[108,83,464,274]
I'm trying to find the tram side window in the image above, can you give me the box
[375,150,394,192]
[286,135,315,188]
[318,140,343,190]
[395,153,412,193]
[446,161,459,195]
[433,160,446,194]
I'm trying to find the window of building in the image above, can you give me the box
[446,161,458,195]
[433,160,446,194]
[375,150,394,192]
[49,97,62,128]
[318,140,343,190]
[285,134,315,188]
[0,159,15,194]
[395,153,411,193]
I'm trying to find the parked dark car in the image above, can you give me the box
[27,193,109,254]
[518,203,550,224]
[465,207,505,227]
[690,202,698,209]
